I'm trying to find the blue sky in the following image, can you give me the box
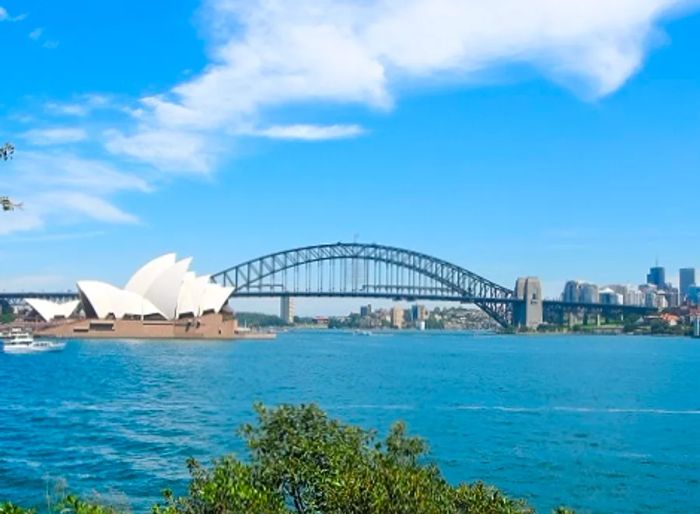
[1,0,700,313]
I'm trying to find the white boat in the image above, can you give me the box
[1,328,65,354]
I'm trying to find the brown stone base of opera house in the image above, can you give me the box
[35,313,276,340]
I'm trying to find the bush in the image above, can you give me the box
[3,404,575,514]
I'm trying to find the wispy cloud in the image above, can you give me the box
[0,6,26,22]
[26,24,58,48]
[250,124,365,141]
[106,0,696,174]
[21,127,88,146]
[0,151,148,235]
[6,0,699,237]
[44,94,115,117]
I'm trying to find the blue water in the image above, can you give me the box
[0,332,699,513]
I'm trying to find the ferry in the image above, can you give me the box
[1,328,65,354]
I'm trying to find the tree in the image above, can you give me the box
[156,403,551,514]
[4,404,576,514]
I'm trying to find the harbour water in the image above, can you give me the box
[0,332,698,513]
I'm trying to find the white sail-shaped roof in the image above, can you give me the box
[142,257,193,320]
[76,254,232,321]
[78,280,165,319]
[199,283,234,314]
[25,298,80,322]
[176,272,197,318]
[124,253,177,296]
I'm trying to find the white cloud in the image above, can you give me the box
[29,27,43,39]
[104,129,213,173]
[21,127,88,146]
[0,6,25,22]
[250,124,365,140]
[0,151,148,235]
[106,0,695,172]
[36,191,139,224]
[45,95,113,117]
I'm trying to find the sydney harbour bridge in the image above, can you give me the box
[1,242,654,328]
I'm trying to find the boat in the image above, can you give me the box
[1,328,66,354]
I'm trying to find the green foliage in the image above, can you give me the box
[153,457,285,514]
[0,503,34,514]
[4,404,576,514]
[235,312,288,328]
[57,495,123,514]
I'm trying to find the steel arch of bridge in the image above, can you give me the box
[211,242,516,327]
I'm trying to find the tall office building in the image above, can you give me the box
[679,268,696,301]
[562,280,582,302]
[391,306,404,329]
[360,304,372,317]
[411,304,428,321]
[646,266,666,289]
[579,283,599,304]
[280,297,294,324]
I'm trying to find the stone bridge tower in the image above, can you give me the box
[514,277,543,329]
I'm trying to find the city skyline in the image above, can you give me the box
[2,1,700,309]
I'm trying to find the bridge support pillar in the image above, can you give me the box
[514,277,543,330]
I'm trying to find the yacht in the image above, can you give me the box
[1,328,65,354]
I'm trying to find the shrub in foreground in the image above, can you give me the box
[2,403,576,513]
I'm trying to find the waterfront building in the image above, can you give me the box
[31,254,245,339]
[579,283,599,304]
[360,304,372,317]
[391,306,404,329]
[412,304,428,322]
[680,268,696,301]
[687,286,700,305]
[562,280,582,302]
[623,287,645,307]
[280,297,294,324]
[647,266,666,289]
[25,298,81,322]
[599,288,623,305]
[664,288,680,308]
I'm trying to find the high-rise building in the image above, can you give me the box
[680,268,696,301]
[599,288,623,305]
[647,266,666,289]
[280,297,294,324]
[688,285,700,305]
[411,304,428,321]
[579,283,599,304]
[562,281,582,302]
[360,304,372,317]
[391,306,404,329]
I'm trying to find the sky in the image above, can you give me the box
[1,0,700,315]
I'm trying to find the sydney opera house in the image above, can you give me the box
[31,254,251,339]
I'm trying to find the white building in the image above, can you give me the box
[599,288,623,305]
[27,253,233,322]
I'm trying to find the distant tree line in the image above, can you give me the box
[236,312,289,328]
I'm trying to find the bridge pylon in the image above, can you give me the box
[513,277,543,330]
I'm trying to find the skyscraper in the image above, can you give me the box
[679,268,696,301]
[646,266,666,289]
